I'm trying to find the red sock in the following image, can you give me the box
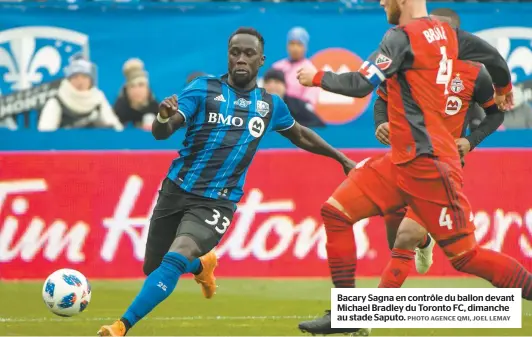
[379,248,415,288]
[452,247,532,300]
[322,203,356,288]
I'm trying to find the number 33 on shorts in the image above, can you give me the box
[205,209,231,234]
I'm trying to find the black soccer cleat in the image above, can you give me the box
[298,310,361,335]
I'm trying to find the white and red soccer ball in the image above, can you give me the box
[42,268,91,317]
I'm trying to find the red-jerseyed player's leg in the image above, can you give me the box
[383,208,429,250]
[324,155,405,288]
[383,208,407,250]
[379,209,429,288]
[440,233,532,300]
[324,179,381,288]
[378,248,416,288]
[397,156,532,299]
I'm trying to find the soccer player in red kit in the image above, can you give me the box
[376,59,505,288]
[296,0,529,334]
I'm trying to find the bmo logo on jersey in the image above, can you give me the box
[445,96,462,116]
[208,112,244,127]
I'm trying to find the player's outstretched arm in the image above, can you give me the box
[456,29,512,97]
[279,122,355,175]
[297,28,408,99]
[315,71,375,98]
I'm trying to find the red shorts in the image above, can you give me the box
[395,155,475,241]
[347,153,405,215]
[339,153,475,241]
[404,207,424,226]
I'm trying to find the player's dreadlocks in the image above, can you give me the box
[229,27,265,50]
[430,8,461,28]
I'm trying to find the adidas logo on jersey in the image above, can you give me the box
[214,94,226,102]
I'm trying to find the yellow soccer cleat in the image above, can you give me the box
[194,250,218,299]
[97,320,126,337]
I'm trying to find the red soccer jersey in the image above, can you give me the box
[317,16,511,164]
[386,18,460,164]
[442,60,496,138]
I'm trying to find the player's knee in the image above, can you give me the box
[169,235,202,261]
[321,202,351,233]
[324,198,351,220]
[439,233,478,263]
[449,246,478,272]
[394,224,424,250]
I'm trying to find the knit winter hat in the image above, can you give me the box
[287,27,309,49]
[123,58,148,86]
[64,57,94,79]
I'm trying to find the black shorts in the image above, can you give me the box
[145,178,236,262]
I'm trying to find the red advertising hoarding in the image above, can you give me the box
[1,150,531,279]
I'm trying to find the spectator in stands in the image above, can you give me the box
[263,68,325,127]
[272,27,320,105]
[38,55,122,131]
[114,58,159,129]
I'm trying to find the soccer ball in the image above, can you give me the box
[42,268,91,317]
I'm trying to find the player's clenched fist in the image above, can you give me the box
[159,94,178,119]
[297,67,318,87]
[375,122,390,146]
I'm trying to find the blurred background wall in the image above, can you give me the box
[1,0,531,280]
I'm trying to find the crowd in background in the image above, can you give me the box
[1,26,328,130]
[1,1,531,130]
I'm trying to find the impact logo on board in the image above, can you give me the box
[0,26,89,95]
[310,48,373,125]
[475,27,532,108]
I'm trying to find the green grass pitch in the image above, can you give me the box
[1,277,530,336]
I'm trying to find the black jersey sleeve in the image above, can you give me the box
[315,28,410,98]
[472,65,496,108]
[465,66,504,150]
[374,96,389,130]
[457,29,512,95]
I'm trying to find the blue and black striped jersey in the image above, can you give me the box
[167,75,295,202]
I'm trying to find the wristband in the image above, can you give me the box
[157,114,170,124]
[312,71,325,87]
[495,83,512,96]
